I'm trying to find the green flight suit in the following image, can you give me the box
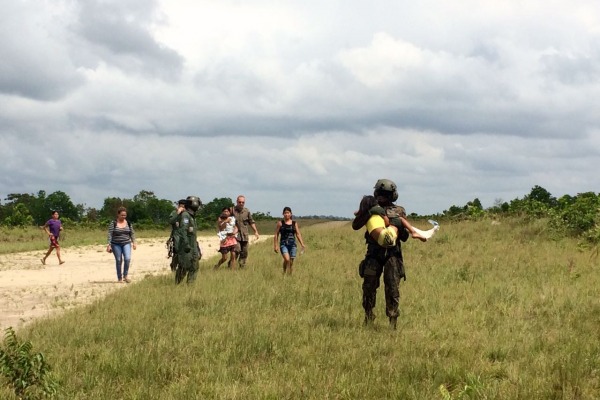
[174,208,199,284]
[360,204,409,325]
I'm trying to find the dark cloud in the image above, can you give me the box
[1,1,600,216]
[73,0,183,80]
[0,2,84,100]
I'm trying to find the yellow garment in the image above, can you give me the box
[366,215,397,247]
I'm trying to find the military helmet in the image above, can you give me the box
[373,178,398,202]
[185,196,203,212]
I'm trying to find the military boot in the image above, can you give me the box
[364,312,375,326]
[175,268,185,285]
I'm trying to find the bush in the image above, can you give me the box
[549,193,600,237]
[0,327,58,399]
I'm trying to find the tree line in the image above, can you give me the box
[0,190,274,230]
[1,185,598,242]
[436,185,600,243]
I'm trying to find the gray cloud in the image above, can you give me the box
[72,0,183,80]
[0,2,84,100]
[1,0,600,217]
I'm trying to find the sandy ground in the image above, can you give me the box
[0,235,270,331]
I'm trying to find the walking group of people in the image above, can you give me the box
[168,194,306,282]
[42,194,306,286]
[40,178,436,329]
[40,207,138,285]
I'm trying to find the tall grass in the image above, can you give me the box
[2,218,599,399]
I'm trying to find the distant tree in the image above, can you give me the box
[197,197,234,228]
[30,191,48,225]
[100,197,128,222]
[146,197,175,225]
[252,211,273,221]
[3,203,34,227]
[488,198,509,214]
[1,192,46,225]
[556,194,576,210]
[550,192,600,236]
[469,198,483,210]
[444,205,466,217]
[463,198,484,218]
[83,207,100,223]
[44,191,79,221]
[525,185,557,207]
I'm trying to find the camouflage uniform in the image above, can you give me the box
[168,207,182,271]
[174,208,199,284]
[359,204,409,327]
[232,206,256,267]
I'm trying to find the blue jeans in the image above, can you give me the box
[280,241,297,258]
[111,242,132,280]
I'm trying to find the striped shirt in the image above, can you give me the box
[107,221,136,245]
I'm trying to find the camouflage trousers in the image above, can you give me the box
[360,255,405,319]
[175,252,199,284]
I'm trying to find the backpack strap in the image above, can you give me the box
[113,220,132,230]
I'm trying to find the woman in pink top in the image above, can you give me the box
[214,207,239,270]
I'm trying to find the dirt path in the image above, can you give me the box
[0,235,270,331]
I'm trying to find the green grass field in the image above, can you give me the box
[1,218,599,399]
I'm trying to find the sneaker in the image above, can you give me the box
[124,277,131,283]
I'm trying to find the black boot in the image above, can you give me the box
[364,312,375,326]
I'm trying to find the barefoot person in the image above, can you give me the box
[41,210,64,265]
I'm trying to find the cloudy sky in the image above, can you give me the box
[1,0,599,218]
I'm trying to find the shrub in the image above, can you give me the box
[0,327,58,399]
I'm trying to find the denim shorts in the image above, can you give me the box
[279,241,297,258]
